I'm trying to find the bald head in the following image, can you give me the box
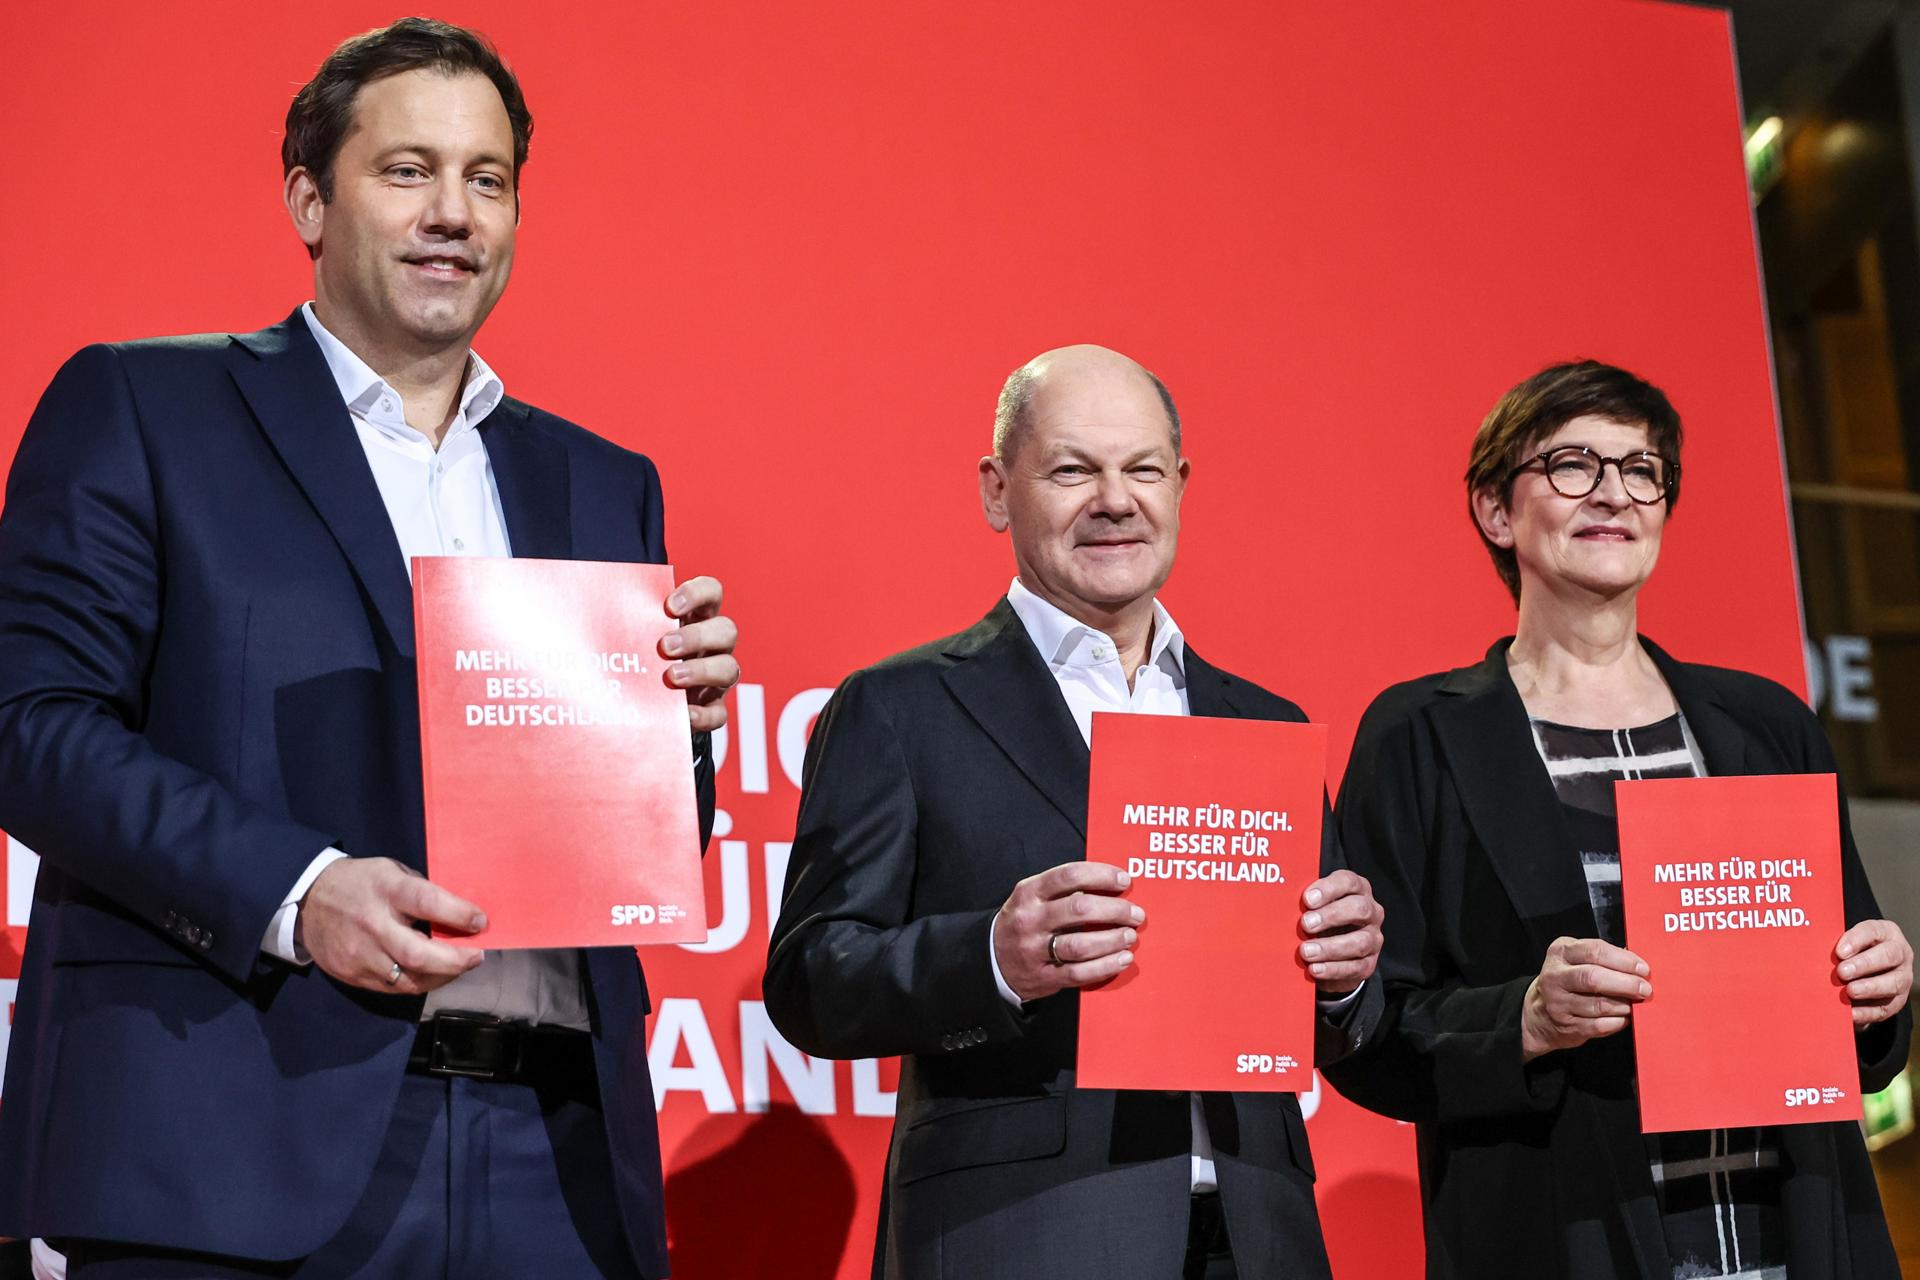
[977,342,1190,634]
[993,345,1181,463]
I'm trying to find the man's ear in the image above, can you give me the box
[979,456,1011,532]
[284,167,325,254]
[1471,485,1514,548]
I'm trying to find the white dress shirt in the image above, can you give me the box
[255,304,588,1029]
[993,577,1222,1190]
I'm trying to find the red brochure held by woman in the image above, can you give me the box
[1617,773,1857,1131]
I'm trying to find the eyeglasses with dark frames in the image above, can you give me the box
[1507,445,1677,505]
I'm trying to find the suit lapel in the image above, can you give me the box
[1428,640,1595,949]
[1182,646,1248,720]
[477,399,572,560]
[1645,638,1750,777]
[941,600,1092,838]
[228,310,416,656]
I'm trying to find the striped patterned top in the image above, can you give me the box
[1529,713,1787,1280]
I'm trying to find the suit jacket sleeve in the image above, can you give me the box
[1315,790,1386,1066]
[1321,697,1565,1125]
[0,345,334,981]
[637,449,716,848]
[762,669,1030,1060]
[1791,694,1913,1087]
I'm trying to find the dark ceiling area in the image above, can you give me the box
[1693,0,1904,119]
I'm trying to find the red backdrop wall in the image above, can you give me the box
[0,1,1797,1275]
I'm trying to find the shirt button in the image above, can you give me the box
[1092,646,1110,660]
[380,398,393,412]
[453,538,466,551]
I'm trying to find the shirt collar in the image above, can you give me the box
[1005,577,1186,675]
[299,302,505,439]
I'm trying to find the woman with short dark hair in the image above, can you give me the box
[1326,360,1913,1279]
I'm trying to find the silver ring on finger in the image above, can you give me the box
[386,960,403,986]
[1047,934,1064,966]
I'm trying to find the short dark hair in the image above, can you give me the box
[1464,360,1685,602]
[993,360,1182,461]
[283,17,533,203]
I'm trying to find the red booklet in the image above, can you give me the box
[1076,713,1326,1092]
[413,557,708,949]
[1617,774,1858,1131]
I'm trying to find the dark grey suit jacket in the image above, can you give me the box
[764,599,1381,1280]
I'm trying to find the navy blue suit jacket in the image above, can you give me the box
[0,309,708,1275]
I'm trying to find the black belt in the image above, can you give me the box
[408,1012,596,1092]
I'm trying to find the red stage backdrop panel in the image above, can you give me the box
[0,2,1790,1275]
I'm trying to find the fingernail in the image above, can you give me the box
[1118,951,1134,967]
[470,913,487,931]
[669,663,691,684]
[1302,912,1322,930]
[1305,888,1324,908]
[669,592,688,614]
[1636,962,1649,976]
[1310,963,1326,976]
[661,634,684,656]
[1116,872,1131,888]
[1638,982,1651,997]
[1302,942,1322,960]
[1129,906,1145,924]
[1840,963,1856,979]
[1838,943,1853,958]
[1123,929,1138,946]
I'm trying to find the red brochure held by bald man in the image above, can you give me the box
[413,556,708,949]
[1617,773,1857,1132]
[1076,714,1325,1092]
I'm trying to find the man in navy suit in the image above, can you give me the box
[0,18,737,1278]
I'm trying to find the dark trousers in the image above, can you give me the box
[1183,1192,1238,1280]
[63,1070,639,1280]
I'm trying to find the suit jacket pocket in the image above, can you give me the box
[894,1093,1067,1185]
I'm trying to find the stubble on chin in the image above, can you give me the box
[391,294,479,348]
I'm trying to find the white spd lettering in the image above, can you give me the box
[611,904,659,926]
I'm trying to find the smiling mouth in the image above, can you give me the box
[1575,527,1633,540]
[404,254,477,277]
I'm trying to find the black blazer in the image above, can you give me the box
[1325,637,1909,1280]
[764,599,1380,1280]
